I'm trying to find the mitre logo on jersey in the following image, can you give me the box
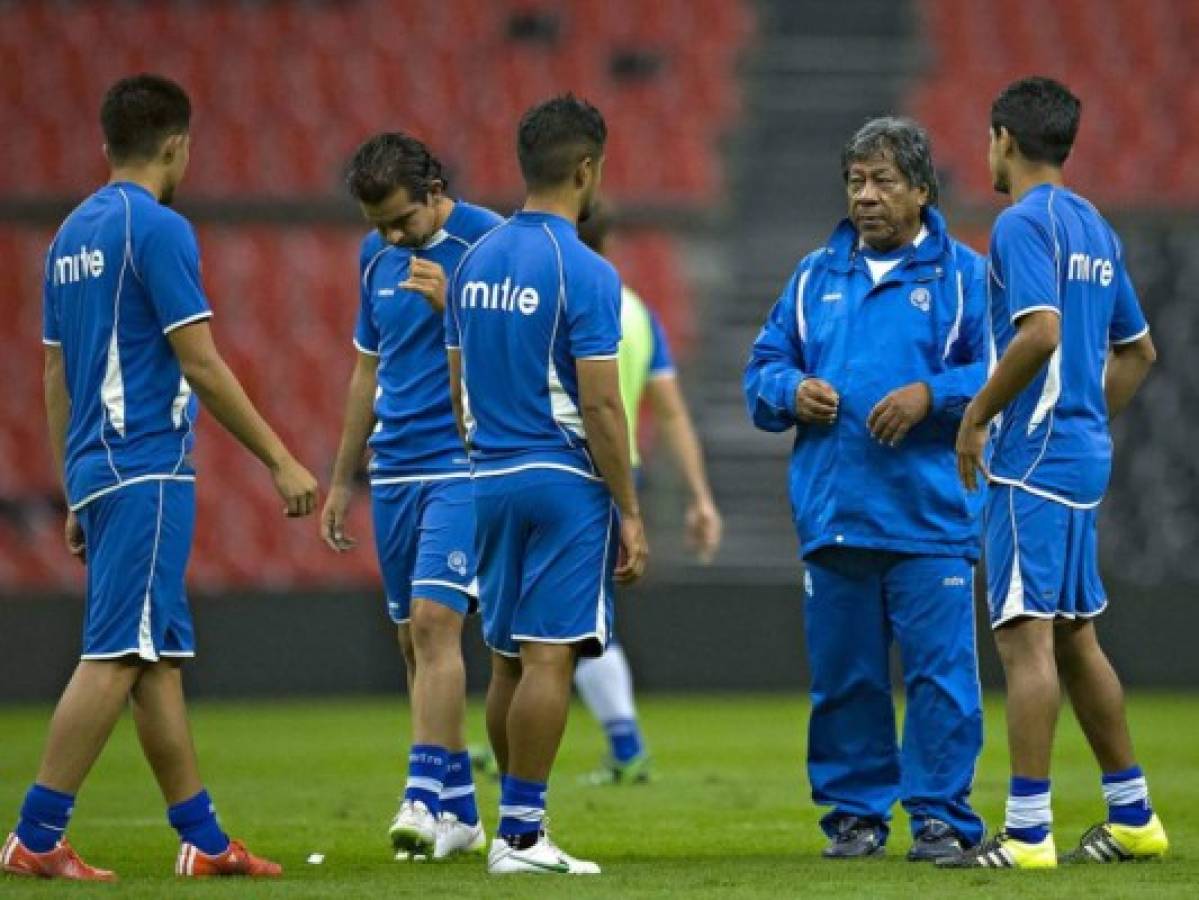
[53,245,105,285]
[909,286,931,312]
[1067,252,1114,287]
[460,278,540,315]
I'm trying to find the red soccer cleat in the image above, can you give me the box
[176,838,283,877]
[1,832,117,881]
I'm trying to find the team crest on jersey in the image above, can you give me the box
[448,550,469,576]
[909,286,931,312]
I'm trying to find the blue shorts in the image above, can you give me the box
[473,468,618,658]
[985,484,1107,628]
[371,477,478,624]
[77,479,195,660]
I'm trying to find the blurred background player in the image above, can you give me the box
[745,117,988,861]
[947,76,1165,871]
[2,74,317,882]
[446,94,648,875]
[321,133,501,861]
[574,205,722,784]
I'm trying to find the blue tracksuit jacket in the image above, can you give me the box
[744,206,988,560]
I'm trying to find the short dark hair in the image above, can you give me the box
[517,94,607,190]
[100,74,191,164]
[841,116,939,205]
[345,132,447,205]
[991,76,1081,166]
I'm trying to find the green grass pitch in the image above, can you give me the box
[0,693,1195,898]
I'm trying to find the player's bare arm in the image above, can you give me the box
[578,357,648,583]
[321,351,380,551]
[43,345,84,561]
[956,309,1060,491]
[400,258,448,313]
[167,320,318,517]
[645,374,722,563]
[1105,332,1156,420]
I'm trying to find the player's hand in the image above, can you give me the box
[64,511,86,564]
[685,497,722,565]
[795,378,839,424]
[320,484,357,551]
[867,382,931,447]
[956,403,989,492]
[400,259,448,313]
[270,455,319,517]
[615,513,648,584]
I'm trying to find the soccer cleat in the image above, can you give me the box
[907,819,969,862]
[936,830,1057,869]
[487,831,600,875]
[434,812,486,860]
[822,816,885,859]
[581,754,654,786]
[176,838,282,877]
[389,799,436,860]
[1061,815,1168,864]
[1,833,116,881]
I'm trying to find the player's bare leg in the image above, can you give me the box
[1054,619,1135,771]
[396,624,416,698]
[130,660,202,805]
[35,659,143,793]
[507,642,577,782]
[995,618,1060,779]
[486,652,521,774]
[409,599,467,751]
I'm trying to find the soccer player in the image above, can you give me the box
[744,118,988,861]
[3,74,317,881]
[320,133,502,861]
[446,94,648,875]
[575,207,722,784]
[945,77,1166,869]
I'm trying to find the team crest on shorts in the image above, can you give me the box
[447,550,469,576]
[909,286,931,312]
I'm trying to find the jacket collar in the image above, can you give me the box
[822,206,951,276]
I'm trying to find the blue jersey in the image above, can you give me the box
[42,182,212,510]
[445,210,622,478]
[988,184,1149,507]
[354,200,503,480]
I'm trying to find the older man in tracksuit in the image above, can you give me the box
[744,118,988,861]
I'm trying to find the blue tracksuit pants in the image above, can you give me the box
[803,547,984,844]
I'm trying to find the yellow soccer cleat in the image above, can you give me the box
[936,830,1058,869]
[1062,815,1168,864]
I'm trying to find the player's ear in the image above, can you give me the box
[160,133,185,165]
[575,155,593,190]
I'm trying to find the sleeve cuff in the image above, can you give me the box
[353,338,380,356]
[1011,304,1060,325]
[1111,325,1150,346]
[42,337,62,346]
[162,310,214,334]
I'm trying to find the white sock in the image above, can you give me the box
[575,644,637,724]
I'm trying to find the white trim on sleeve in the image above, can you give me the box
[162,310,214,334]
[1111,325,1150,346]
[352,338,380,356]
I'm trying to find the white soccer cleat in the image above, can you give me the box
[389,800,436,861]
[487,832,601,875]
[434,812,486,860]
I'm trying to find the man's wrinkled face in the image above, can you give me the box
[846,152,927,252]
[362,185,440,248]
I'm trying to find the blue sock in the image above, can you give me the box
[15,784,74,853]
[498,775,546,839]
[1103,764,1153,827]
[604,718,645,764]
[403,744,448,814]
[168,789,230,855]
[1005,776,1051,844]
[440,751,479,826]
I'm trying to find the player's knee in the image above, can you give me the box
[409,599,463,653]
